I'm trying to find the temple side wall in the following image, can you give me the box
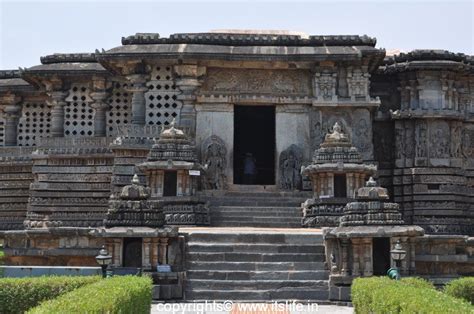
[195,104,234,187]
[275,105,311,187]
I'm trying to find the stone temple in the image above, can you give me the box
[0,31,472,301]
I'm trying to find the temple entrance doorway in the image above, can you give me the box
[233,105,275,185]
[123,238,142,268]
[163,171,177,196]
[372,237,391,275]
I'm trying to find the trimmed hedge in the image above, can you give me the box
[29,275,153,314]
[445,277,474,305]
[399,277,435,290]
[352,277,473,314]
[0,275,100,313]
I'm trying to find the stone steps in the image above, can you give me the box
[204,191,307,227]
[186,279,328,290]
[187,243,324,253]
[183,228,329,301]
[187,252,325,262]
[211,221,301,228]
[186,261,326,271]
[187,270,329,280]
[185,287,329,301]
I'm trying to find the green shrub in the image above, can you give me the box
[352,276,474,314]
[29,275,153,314]
[445,277,474,305]
[0,275,100,313]
[400,277,435,290]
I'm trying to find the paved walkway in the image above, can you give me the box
[152,303,353,314]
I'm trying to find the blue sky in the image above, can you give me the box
[0,0,472,69]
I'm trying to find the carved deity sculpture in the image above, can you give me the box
[430,124,449,158]
[279,144,303,190]
[395,127,405,159]
[415,122,427,158]
[451,125,462,158]
[202,135,227,190]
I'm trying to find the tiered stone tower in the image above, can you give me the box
[301,122,376,227]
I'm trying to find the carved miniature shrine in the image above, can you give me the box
[324,178,424,301]
[301,122,377,227]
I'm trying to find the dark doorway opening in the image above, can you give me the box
[334,174,347,197]
[373,237,391,276]
[234,106,275,185]
[163,171,177,196]
[123,238,142,268]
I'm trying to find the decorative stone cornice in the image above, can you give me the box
[380,50,472,74]
[122,32,377,47]
[40,53,97,64]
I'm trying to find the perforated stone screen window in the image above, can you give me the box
[107,81,132,136]
[17,102,51,146]
[64,84,94,137]
[0,115,4,146]
[145,65,182,126]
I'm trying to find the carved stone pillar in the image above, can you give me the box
[1,94,22,146]
[127,74,148,126]
[151,238,159,267]
[48,91,68,137]
[142,238,152,269]
[346,173,353,198]
[408,237,417,275]
[351,238,362,276]
[340,238,350,276]
[90,91,108,137]
[158,237,169,265]
[174,64,206,136]
[320,173,326,196]
[327,173,334,197]
[361,238,373,276]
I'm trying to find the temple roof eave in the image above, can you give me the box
[302,163,377,174]
[97,44,384,64]
[138,160,200,171]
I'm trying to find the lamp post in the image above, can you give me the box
[95,245,112,278]
[387,240,407,280]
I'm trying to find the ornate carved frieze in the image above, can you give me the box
[347,67,370,101]
[200,68,311,95]
[313,71,337,101]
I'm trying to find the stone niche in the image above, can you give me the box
[138,120,210,225]
[302,122,376,227]
[323,178,424,302]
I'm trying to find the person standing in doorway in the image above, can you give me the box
[243,153,256,184]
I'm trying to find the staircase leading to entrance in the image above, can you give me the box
[203,191,311,228]
[183,228,329,302]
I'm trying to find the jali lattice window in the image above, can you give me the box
[145,65,182,126]
[107,81,132,136]
[0,113,4,146]
[64,84,94,136]
[17,102,51,146]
